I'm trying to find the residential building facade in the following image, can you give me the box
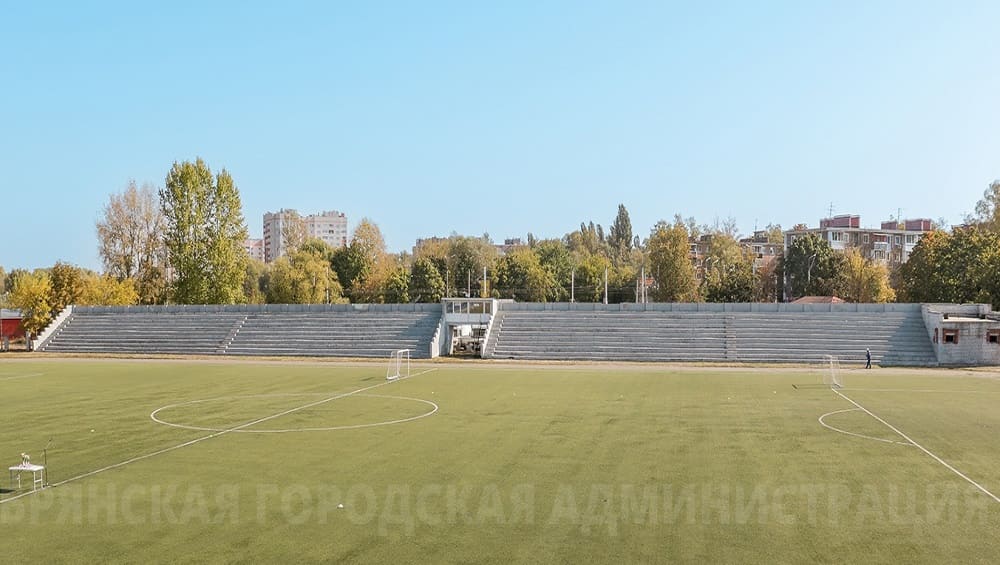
[244,238,265,262]
[783,214,932,266]
[263,209,349,263]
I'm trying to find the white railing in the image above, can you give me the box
[429,315,446,358]
[33,305,74,352]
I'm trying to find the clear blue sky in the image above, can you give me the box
[2,1,998,271]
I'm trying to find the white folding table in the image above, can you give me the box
[9,463,45,491]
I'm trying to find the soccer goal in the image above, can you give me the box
[822,355,843,389]
[386,349,411,381]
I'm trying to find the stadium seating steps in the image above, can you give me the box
[39,309,440,358]
[485,309,937,366]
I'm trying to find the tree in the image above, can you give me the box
[205,169,250,304]
[96,180,165,303]
[494,248,554,301]
[764,223,784,244]
[409,258,445,303]
[608,204,633,261]
[782,233,843,298]
[534,239,574,301]
[898,227,1000,308]
[754,258,781,302]
[160,159,249,304]
[267,245,343,304]
[332,218,390,302]
[3,269,28,295]
[279,209,308,254]
[8,271,52,335]
[574,254,612,302]
[79,274,139,306]
[840,248,895,303]
[646,220,699,302]
[971,180,1000,231]
[383,268,411,303]
[49,262,90,314]
[243,259,268,304]
[704,252,756,302]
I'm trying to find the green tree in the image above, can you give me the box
[534,239,574,301]
[494,248,554,301]
[409,258,445,303]
[333,219,390,302]
[574,254,612,302]
[383,268,411,303]
[243,259,268,304]
[782,233,843,299]
[647,220,699,302]
[704,252,756,302]
[899,227,1000,308]
[9,271,52,334]
[49,261,90,314]
[160,159,249,304]
[267,246,343,304]
[3,269,28,295]
[608,204,633,261]
[205,169,249,304]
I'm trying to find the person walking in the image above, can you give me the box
[865,347,872,369]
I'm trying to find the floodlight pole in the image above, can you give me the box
[570,270,575,303]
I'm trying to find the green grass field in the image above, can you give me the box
[3,358,1000,564]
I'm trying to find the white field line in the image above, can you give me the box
[839,388,1000,394]
[0,372,45,381]
[833,388,1000,504]
[0,368,437,505]
[151,393,438,433]
[818,408,912,446]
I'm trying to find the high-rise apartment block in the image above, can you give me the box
[262,209,349,263]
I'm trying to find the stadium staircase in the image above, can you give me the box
[486,305,937,366]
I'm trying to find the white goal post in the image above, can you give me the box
[386,349,411,381]
[823,355,843,389]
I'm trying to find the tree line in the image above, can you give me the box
[2,160,999,335]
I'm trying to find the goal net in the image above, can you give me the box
[386,349,411,381]
[822,355,842,389]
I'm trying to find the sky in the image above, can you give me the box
[1,1,998,271]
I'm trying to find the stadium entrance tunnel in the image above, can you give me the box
[441,298,500,358]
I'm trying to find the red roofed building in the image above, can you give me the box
[1,309,25,340]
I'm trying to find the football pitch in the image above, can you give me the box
[3,359,1000,564]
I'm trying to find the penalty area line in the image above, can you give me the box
[0,367,437,506]
[832,388,1000,504]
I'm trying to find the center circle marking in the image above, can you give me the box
[150,393,438,433]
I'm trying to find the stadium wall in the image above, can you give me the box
[499,302,923,313]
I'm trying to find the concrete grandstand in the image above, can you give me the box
[32,301,1000,366]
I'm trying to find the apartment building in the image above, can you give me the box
[263,209,349,262]
[783,214,932,266]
